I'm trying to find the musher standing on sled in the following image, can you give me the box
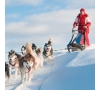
[73,8,91,47]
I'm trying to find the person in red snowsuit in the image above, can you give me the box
[73,8,91,47]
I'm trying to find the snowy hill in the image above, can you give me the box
[5,44,95,90]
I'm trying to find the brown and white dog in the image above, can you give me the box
[43,38,54,61]
[8,50,21,78]
[25,42,43,69]
[19,42,43,83]
[5,62,10,83]
[19,53,36,83]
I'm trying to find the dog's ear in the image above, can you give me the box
[32,43,37,48]
[32,43,35,46]
[32,43,36,50]
[11,49,15,54]
[11,49,13,52]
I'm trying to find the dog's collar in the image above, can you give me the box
[9,58,18,66]
[9,62,16,66]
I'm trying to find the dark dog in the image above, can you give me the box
[5,62,10,83]
[32,43,37,50]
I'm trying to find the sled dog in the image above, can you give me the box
[8,49,21,77]
[43,38,54,61]
[19,53,36,83]
[25,42,43,69]
[5,62,10,83]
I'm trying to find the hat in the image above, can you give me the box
[80,8,85,13]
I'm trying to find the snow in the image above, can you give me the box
[5,44,95,90]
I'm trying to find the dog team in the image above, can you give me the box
[5,38,54,84]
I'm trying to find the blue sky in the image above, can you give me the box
[5,0,95,52]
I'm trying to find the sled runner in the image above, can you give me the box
[67,29,86,52]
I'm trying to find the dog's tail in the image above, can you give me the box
[25,42,33,56]
[48,37,53,45]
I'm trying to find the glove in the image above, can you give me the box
[83,26,87,29]
[73,25,76,28]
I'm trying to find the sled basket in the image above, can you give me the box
[67,29,86,52]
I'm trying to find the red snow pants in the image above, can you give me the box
[80,31,90,46]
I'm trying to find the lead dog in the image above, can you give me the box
[19,53,36,83]
[43,38,54,61]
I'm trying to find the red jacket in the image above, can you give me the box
[73,13,91,34]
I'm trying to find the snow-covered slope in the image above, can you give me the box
[5,44,95,90]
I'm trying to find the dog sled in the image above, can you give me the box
[67,29,86,52]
